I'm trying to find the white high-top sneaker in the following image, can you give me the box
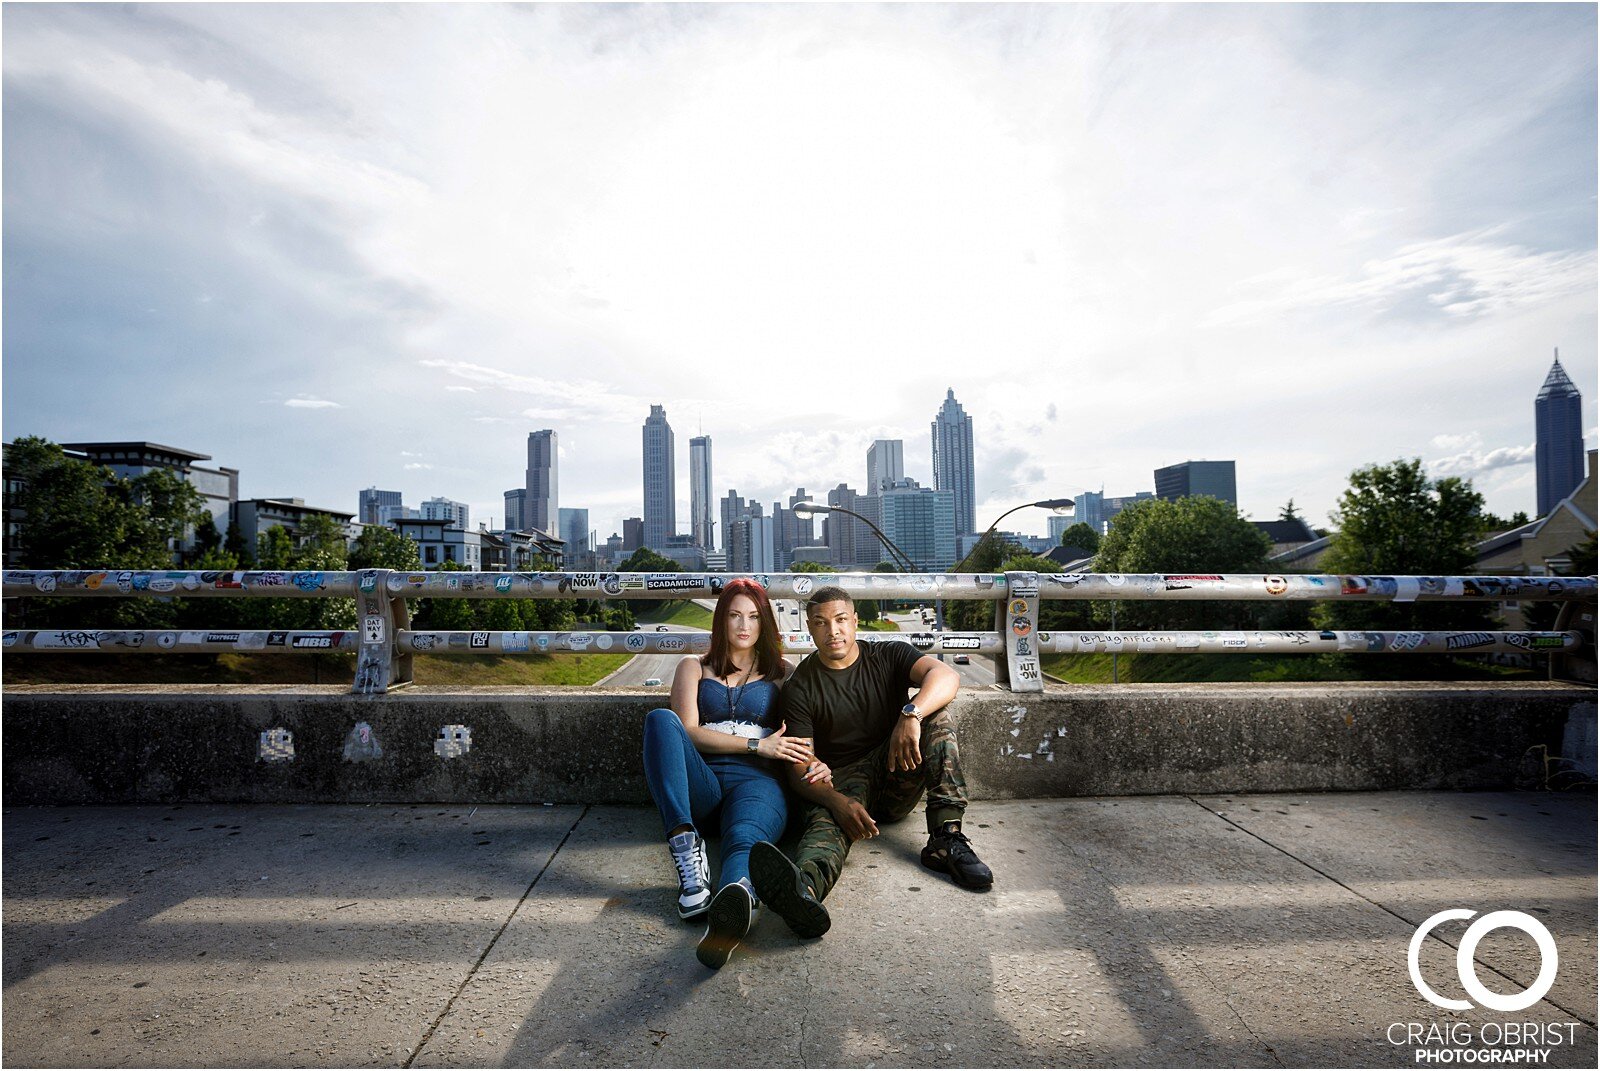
[668,830,711,919]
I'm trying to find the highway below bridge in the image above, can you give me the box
[601,603,999,691]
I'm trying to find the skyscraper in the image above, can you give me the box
[421,496,470,529]
[878,479,957,571]
[503,489,526,531]
[525,430,557,532]
[359,487,402,526]
[824,484,882,568]
[558,508,592,556]
[1536,352,1585,516]
[642,405,676,549]
[689,435,714,548]
[866,439,904,494]
[1154,460,1236,505]
[720,490,746,554]
[931,389,976,536]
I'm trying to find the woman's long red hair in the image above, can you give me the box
[703,578,785,681]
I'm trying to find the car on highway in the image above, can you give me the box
[953,654,970,664]
[644,677,663,686]
[656,625,670,631]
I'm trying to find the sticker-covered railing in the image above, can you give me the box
[3,568,1593,694]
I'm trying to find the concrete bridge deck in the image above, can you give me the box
[3,791,1594,1068]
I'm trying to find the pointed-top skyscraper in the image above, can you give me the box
[1536,350,1584,516]
[931,388,976,537]
[643,405,676,550]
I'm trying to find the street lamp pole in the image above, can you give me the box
[789,501,918,573]
[937,497,1077,634]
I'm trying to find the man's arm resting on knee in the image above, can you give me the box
[890,656,960,772]
[784,763,878,840]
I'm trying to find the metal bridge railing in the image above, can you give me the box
[3,568,1593,694]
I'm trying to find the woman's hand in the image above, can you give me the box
[803,758,833,785]
[755,724,814,764]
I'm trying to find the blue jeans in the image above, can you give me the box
[642,708,788,890]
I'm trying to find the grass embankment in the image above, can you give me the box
[1040,652,1543,684]
[636,601,714,629]
[859,619,900,632]
[2,651,632,687]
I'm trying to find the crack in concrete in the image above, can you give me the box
[402,804,592,1068]
[800,957,812,1067]
[1182,795,1596,1029]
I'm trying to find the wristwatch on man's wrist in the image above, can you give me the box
[746,736,761,753]
[901,702,922,720]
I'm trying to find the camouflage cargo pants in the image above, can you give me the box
[794,710,968,901]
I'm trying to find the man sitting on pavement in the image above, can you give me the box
[748,585,992,938]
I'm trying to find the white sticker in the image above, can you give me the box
[363,615,386,644]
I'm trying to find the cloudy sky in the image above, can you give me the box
[4,2,1595,542]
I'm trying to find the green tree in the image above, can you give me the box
[350,525,423,571]
[1313,458,1487,631]
[1057,522,1101,554]
[620,546,680,572]
[192,514,222,558]
[1093,496,1272,629]
[256,526,295,570]
[1564,531,1598,577]
[223,519,253,564]
[946,531,1030,630]
[1480,510,1532,535]
[790,561,831,573]
[3,437,202,628]
[414,560,474,630]
[1278,499,1302,523]
[3,436,203,570]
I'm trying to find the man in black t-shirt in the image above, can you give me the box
[748,586,993,939]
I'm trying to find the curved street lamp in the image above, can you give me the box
[789,501,918,573]
[937,496,1078,643]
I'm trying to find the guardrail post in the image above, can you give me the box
[351,569,411,694]
[1000,571,1044,693]
[1552,598,1596,685]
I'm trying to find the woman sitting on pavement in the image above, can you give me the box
[641,578,830,969]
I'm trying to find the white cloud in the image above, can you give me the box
[1428,443,1536,478]
[1204,232,1597,328]
[1,3,1593,537]
[284,397,343,410]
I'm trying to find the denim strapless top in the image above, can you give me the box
[697,677,781,739]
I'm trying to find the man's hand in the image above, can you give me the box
[889,716,923,773]
[830,798,879,841]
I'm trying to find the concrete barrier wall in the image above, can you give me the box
[1,682,1589,804]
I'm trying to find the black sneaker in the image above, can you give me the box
[921,825,994,890]
[748,841,830,938]
[696,880,755,970]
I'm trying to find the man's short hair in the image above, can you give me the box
[805,586,854,616]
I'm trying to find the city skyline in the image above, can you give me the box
[2,4,1595,540]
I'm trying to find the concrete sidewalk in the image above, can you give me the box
[2,793,1595,1068]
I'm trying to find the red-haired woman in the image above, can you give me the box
[641,578,829,970]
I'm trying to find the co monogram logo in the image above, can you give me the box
[1408,909,1558,1012]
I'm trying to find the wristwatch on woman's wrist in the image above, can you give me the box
[746,736,761,753]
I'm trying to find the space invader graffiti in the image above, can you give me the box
[258,728,295,763]
[435,725,472,759]
[343,721,383,762]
